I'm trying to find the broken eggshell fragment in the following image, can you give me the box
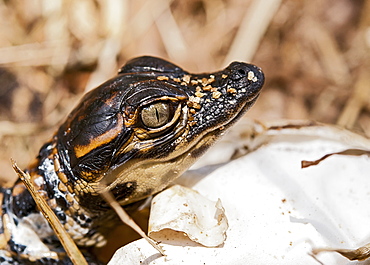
[148,185,228,247]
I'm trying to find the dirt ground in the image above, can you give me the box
[0,0,369,262]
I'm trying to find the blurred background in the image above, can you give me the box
[0,0,369,261]
[1,0,369,188]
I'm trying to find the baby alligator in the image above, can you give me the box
[0,56,264,264]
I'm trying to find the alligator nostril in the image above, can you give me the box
[237,69,246,75]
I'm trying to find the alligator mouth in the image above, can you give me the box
[225,90,261,127]
[174,87,262,164]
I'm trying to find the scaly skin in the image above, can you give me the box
[0,56,264,264]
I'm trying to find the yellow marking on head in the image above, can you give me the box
[157,76,169,81]
[187,96,201,109]
[247,71,255,81]
[203,85,212,91]
[195,91,205,98]
[182,75,191,84]
[227,87,237,94]
[208,76,215,83]
[201,78,208,86]
[189,121,197,126]
[74,115,123,158]
[212,91,222,99]
[187,102,201,109]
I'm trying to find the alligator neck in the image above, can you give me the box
[3,140,107,248]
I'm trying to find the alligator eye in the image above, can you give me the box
[141,102,170,128]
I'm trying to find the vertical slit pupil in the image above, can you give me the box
[141,102,171,128]
[155,107,160,122]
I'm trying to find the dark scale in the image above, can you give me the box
[0,56,264,264]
